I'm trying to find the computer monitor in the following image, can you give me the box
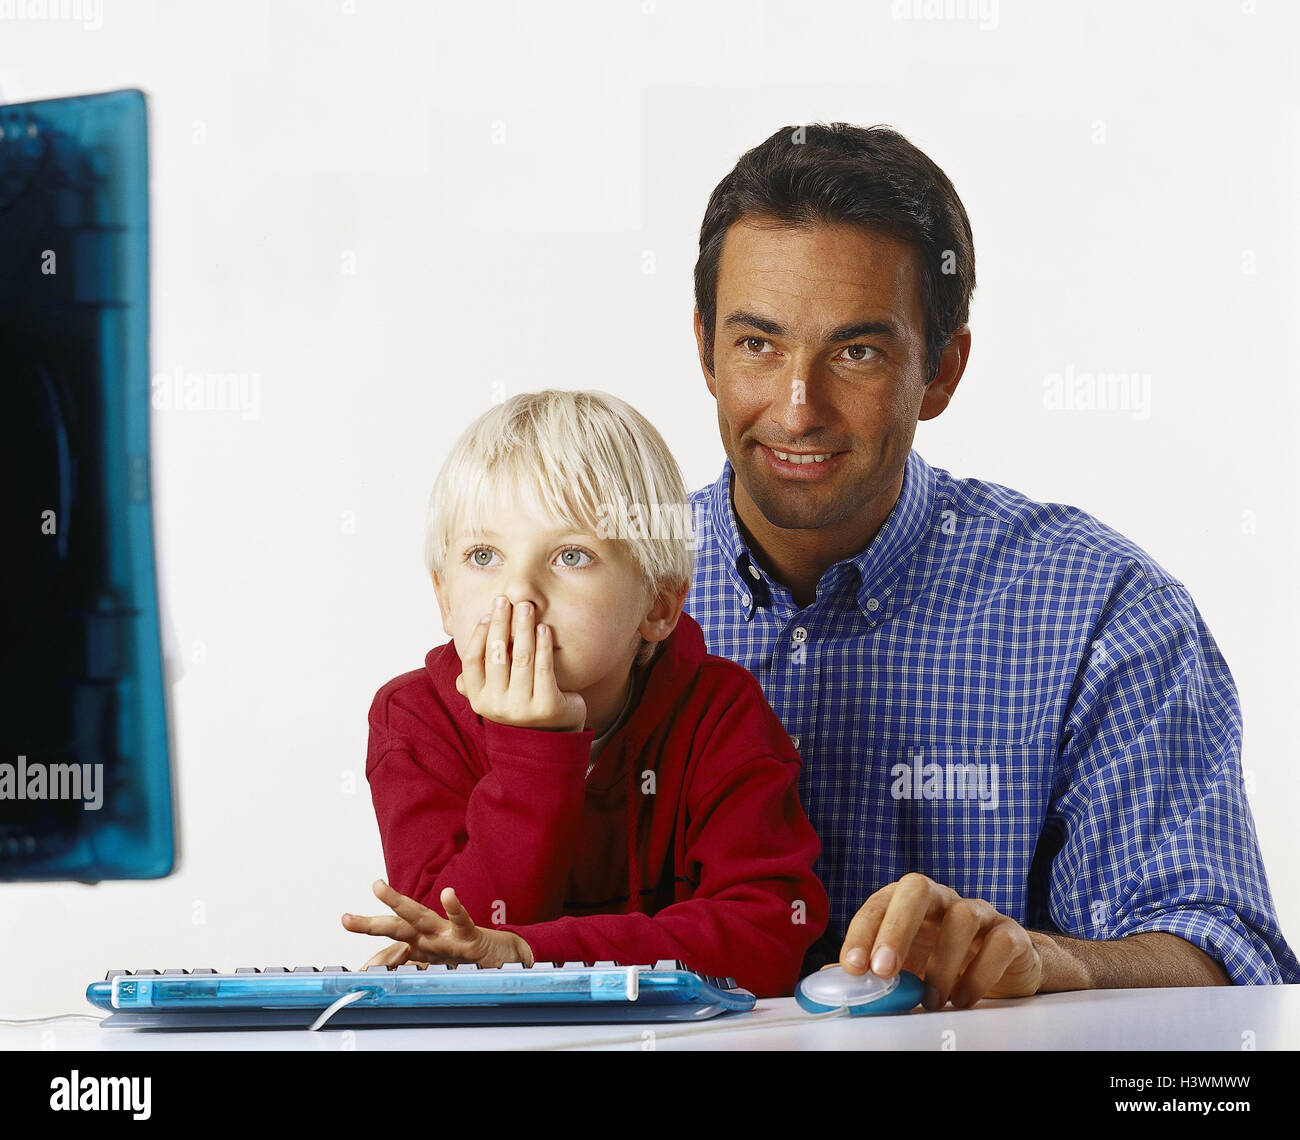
[1,88,175,881]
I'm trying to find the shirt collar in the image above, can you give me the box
[706,448,936,622]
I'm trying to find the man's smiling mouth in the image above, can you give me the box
[769,448,835,464]
[758,442,847,464]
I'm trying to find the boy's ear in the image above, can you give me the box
[639,581,690,646]
[431,570,454,638]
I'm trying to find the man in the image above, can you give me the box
[684,122,1299,1011]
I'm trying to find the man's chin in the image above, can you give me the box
[742,466,859,532]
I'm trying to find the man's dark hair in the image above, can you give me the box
[694,122,976,385]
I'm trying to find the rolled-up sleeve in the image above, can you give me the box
[1046,583,1299,984]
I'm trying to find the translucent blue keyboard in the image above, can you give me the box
[86,962,756,1029]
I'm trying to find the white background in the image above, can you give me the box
[2,0,1297,1018]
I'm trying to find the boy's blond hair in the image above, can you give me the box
[424,390,695,668]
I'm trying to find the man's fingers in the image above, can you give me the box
[869,874,943,977]
[839,884,895,973]
[950,921,1027,1007]
[918,897,987,1009]
[842,873,949,977]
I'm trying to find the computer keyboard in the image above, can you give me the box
[86,962,755,1029]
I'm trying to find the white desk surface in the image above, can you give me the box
[3,984,1297,1051]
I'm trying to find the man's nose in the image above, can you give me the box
[773,368,827,435]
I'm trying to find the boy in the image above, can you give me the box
[342,390,827,997]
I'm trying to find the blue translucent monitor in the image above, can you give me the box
[1,88,174,880]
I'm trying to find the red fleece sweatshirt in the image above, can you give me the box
[365,611,829,997]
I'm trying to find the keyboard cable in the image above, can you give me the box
[0,1013,107,1024]
[307,988,371,1031]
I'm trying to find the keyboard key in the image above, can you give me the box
[162,969,188,975]
[104,970,129,981]
[262,967,289,974]
[319,966,348,973]
[291,967,320,973]
[234,968,260,974]
[132,969,160,976]
[190,969,218,974]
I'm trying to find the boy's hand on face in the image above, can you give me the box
[454,595,587,732]
[341,880,535,969]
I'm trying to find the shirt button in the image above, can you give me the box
[790,735,801,750]
[791,626,808,643]
[866,598,880,612]
[739,592,751,608]
[748,563,761,580]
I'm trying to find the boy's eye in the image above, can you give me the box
[556,547,593,568]
[465,546,593,568]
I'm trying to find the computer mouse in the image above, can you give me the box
[795,965,925,1015]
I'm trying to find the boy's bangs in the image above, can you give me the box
[446,448,608,547]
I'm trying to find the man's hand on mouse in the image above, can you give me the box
[837,872,1043,1010]
[342,879,535,969]
[454,595,587,732]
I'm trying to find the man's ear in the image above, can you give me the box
[431,570,454,639]
[693,309,717,398]
[639,580,690,646]
[919,325,971,422]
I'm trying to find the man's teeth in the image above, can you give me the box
[772,448,833,464]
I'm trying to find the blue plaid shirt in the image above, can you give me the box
[684,449,1299,985]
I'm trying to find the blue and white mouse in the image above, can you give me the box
[795,965,925,1015]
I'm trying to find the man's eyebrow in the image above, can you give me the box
[722,310,902,342]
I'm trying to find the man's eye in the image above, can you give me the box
[841,344,879,362]
[466,547,499,567]
[739,336,772,354]
[556,547,593,568]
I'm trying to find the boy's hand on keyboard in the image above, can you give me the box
[454,596,587,732]
[342,879,536,969]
